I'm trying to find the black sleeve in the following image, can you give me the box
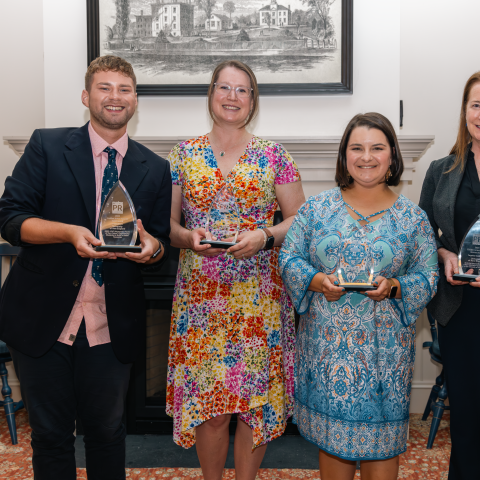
[0,130,47,246]
[2,214,42,247]
[139,238,169,272]
[419,161,443,250]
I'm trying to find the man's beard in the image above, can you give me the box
[90,107,133,130]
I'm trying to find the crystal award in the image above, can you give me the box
[200,184,240,249]
[453,214,480,281]
[336,230,376,291]
[95,181,142,253]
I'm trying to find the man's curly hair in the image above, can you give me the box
[85,55,137,92]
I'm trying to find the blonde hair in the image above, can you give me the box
[207,60,259,128]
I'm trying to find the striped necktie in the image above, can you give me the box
[92,147,119,286]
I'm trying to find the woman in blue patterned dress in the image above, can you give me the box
[279,113,438,480]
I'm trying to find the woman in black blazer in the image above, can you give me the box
[419,71,480,480]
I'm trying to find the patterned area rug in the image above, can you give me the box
[0,410,450,479]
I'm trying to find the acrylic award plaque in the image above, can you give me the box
[336,233,376,291]
[453,214,480,281]
[95,181,142,253]
[199,184,240,249]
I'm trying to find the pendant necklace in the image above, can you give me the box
[209,134,250,157]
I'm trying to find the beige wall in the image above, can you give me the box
[0,0,46,402]
[0,1,45,191]
[401,0,479,204]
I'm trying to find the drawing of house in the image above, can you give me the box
[259,0,291,27]
[151,0,195,38]
[134,11,153,36]
[206,13,233,31]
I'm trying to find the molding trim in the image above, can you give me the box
[4,135,434,183]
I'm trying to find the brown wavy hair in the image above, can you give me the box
[447,71,480,173]
[207,60,259,128]
[335,112,404,190]
[85,55,137,92]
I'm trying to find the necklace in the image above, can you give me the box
[208,134,250,157]
[343,201,389,224]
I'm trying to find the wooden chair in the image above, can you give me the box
[0,244,24,444]
[422,311,449,449]
[0,341,24,444]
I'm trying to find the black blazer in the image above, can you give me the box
[419,152,466,326]
[0,123,172,363]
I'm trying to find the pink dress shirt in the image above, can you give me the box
[57,123,128,347]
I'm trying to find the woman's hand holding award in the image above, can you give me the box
[453,214,480,281]
[200,185,240,249]
[336,233,376,291]
[95,181,142,253]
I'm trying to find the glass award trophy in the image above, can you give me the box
[336,233,376,291]
[453,214,480,281]
[200,184,240,249]
[95,181,142,253]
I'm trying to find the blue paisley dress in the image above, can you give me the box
[279,188,438,460]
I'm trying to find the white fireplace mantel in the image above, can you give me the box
[3,135,434,199]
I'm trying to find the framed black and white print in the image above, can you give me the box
[87,0,352,95]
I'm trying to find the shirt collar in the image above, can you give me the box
[88,122,129,159]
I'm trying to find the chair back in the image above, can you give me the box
[0,340,10,357]
[425,311,442,363]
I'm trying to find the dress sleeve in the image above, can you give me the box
[393,210,439,327]
[279,201,319,314]
[166,143,183,186]
[271,144,301,185]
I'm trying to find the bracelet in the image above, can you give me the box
[387,278,398,298]
[260,229,268,250]
[151,239,163,259]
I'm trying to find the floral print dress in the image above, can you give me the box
[166,135,300,448]
[279,188,439,460]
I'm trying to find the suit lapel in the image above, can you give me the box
[119,139,148,198]
[445,162,465,253]
[64,124,96,231]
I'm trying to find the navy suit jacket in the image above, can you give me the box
[0,123,171,363]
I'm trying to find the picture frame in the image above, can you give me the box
[87,0,352,96]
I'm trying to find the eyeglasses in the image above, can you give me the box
[213,83,253,98]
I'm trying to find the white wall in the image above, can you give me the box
[401,0,480,411]
[0,0,46,402]
[401,0,479,203]
[0,1,45,191]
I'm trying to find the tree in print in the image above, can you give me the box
[197,0,217,36]
[264,11,272,30]
[303,0,335,47]
[223,1,236,19]
[115,0,130,43]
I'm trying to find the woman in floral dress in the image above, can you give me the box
[166,60,305,480]
[279,113,438,480]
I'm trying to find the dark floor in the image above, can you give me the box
[74,434,320,469]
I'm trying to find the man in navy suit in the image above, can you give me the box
[0,56,171,479]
